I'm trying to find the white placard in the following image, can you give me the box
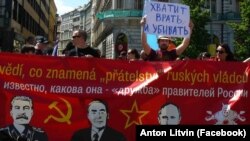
[143,1,190,38]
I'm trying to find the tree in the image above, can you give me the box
[178,0,211,59]
[228,0,250,61]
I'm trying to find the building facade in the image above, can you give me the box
[0,0,57,52]
[49,0,57,43]
[92,0,144,59]
[91,0,241,59]
[204,0,240,52]
[56,0,241,58]
[58,2,92,54]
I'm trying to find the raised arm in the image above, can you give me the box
[176,20,194,55]
[140,16,152,55]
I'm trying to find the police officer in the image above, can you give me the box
[0,96,48,141]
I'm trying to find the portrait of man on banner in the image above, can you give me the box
[158,102,181,125]
[0,96,48,141]
[71,99,127,141]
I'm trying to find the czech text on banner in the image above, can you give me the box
[0,52,249,141]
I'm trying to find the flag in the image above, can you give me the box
[0,53,249,141]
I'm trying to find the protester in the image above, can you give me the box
[34,36,49,55]
[116,43,127,58]
[139,49,148,61]
[68,29,100,58]
[197,52,211,61]
[216,43,235,61]
[44,47,54,56]
[118,51,127,60]
[96,48,105,58]
[140,15,194,61]
[63,41,75,56]
[127,48,140,61]
[21,36,36,54]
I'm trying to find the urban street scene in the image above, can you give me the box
[0,0,249,141]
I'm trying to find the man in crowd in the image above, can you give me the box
[140,16,194,61]
[35,36,49,55]
[21,36,36,54]
[68,29,100,58]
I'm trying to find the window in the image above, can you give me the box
[117,0,141,9]
[73,17,80,22]
[135,0,143,9]
[211,0,216,14]
[117,0,125,9]
[0,7,4,15]
[0,0,5,6]
[13,0,17,21]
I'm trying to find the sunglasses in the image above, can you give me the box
[216,50,225,54]
[72,35,81,39]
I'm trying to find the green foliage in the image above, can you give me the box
[180,0,211,58]
[228,0,250,60]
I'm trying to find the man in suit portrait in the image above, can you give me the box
[0,95,48,141]
[158,102,181,125]
[71,99,126,141]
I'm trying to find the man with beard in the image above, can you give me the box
[140,16,194,61]
[71,99,126,141]
[0,96,48,141]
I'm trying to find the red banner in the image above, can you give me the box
[0,53,249,141]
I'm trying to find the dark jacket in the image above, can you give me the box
[71,126,126,141]
[68,46,100,58]
[0,125,48,141]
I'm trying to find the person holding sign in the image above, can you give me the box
[140,1,193,61]
[141,15,193,61]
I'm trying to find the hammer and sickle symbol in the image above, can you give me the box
[44,97,72,124]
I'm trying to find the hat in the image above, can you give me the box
[36,36,49,44]
[157,35,171,41]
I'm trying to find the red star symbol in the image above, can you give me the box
[120,100,149,129]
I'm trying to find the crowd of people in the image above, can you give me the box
[21,35,52,55]
[17,16,250,63]
[1,14,249,141]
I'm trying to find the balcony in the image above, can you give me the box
[211,12,241,21]
[96,10,142,20]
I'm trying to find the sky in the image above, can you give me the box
[54,0,159,50]
[54,0,90,16]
